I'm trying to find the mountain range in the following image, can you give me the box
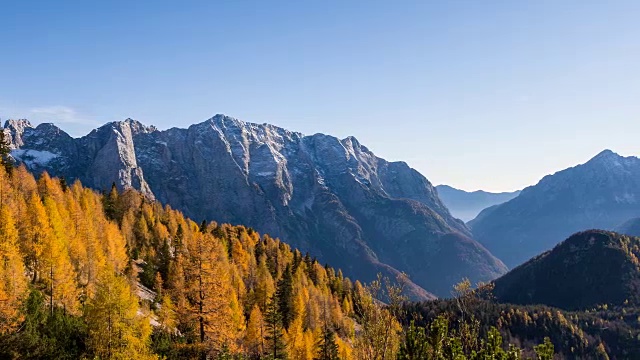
[435,185,520,222]
[3,115,507,298]
[470,150,640,267]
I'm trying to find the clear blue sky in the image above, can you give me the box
[1,1,639,192]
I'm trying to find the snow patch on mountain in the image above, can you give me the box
[11,149,59,167]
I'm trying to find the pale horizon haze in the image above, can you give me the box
[1,1,639,192]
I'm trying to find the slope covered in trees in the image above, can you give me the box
[404,294,627,359]
[0,165,153,359]
[493,230,640,310]
[0,159,557,359]
[0,163,362,359]
[395,229,640,359]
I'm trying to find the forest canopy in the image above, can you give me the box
[0,163,556,359]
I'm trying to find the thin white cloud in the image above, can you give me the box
[0,103,106,137]
[28,105,100,126]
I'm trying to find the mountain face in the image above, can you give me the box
[3,115,507,298]
[470,150,640,268]
[493,230,640,310]
[435,185,520,222]
[615,218,640,237]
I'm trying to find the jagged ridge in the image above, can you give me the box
[4,115,507,298]
[470,149,640,268]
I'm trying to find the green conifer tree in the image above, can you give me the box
[0,135,13,175]
[534,337,555,360]
[276,264,295,329]
[264,295,287,360]
[315,325,340,360]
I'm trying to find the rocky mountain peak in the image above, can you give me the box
[97,118,157,136]
[7,115,507,297]
[20,123,75,154]
[584,149,631,167]
[32,122,66,136]
[122,118,157,134]
[472,149,640,268]
[207,113,242,128]
[591,148,617,160]
[206,114,304,144]
[4,118,33,131]
[3,118,34,147]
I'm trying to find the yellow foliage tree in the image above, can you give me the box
[0,206,28,332]
[42,197,79,314]
[184,232,242,353]
[84,270,156,360]
[245,304,265,357]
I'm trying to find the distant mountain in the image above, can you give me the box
[435,185,520,222]
[493,230,640,310]
[3,115,507,298]
[470,150,640,267]
[615,217,640,237]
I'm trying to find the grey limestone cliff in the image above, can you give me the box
[5,115,507,298]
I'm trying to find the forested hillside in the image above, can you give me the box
[0,164,360,359]
[0,161,554,359]
[493,230,640,310]
[405,286,638,359]
[400,230,640,359]
[5,116,507,298]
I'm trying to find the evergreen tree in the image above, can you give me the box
[0,135,13,175]
[59,176,68,192]
[264,295,287,360]
[534,337,555,360]
[0,289,87,359]
[315,325,340,360]
[199,220,208,233]
[276,264,295,329]
[103,182,119,220]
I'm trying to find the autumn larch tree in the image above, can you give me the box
[245,304,265,358]
[184,231,242,356]
[0,205,28,332]
[84,270,156,360]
